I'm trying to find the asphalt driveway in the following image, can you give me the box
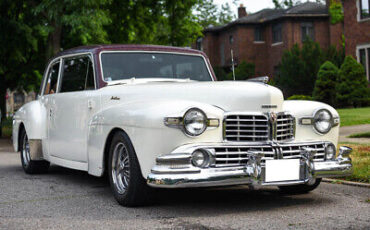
[0,138,369,230]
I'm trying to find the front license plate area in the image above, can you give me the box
[265,159,300,182]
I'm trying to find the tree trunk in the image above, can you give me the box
[46,21,62,60]
[0,84,6,138]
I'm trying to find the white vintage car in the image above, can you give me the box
[12,45,352,206]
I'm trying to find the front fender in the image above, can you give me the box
[12,100,47,152]
[87,99,224,177]
[283,100,339,147]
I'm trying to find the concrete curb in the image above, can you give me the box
[323,178,370,188]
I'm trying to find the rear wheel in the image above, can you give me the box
[279,178,322,194]
[108,131,150,206]
[20,129,49,174]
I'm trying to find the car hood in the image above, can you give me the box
[99,80,284,112]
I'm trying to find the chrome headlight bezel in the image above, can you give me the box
[164,107,220,137]
[299,108,339,135]
[183,108,207,136]
[313,109,333,134]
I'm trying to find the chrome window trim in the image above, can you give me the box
[98,50,214,83]
[57,52,96,94]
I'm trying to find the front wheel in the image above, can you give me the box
[108,131,150,206]
[20,129,50,174]
[278,178,322,194]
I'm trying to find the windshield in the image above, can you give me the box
[101,52,213,82]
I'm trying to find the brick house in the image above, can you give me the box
[342,0,370,81]
[196,2,343,78]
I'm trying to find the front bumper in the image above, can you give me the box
[147,142,352,188]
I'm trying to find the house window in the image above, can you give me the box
[360,0,370,19]
[196,37,203,51]
[272,23,282,43]
[229,35,234,44]
[254,26,264,42]
[357,45,370,81]
[13,93,24,104]
[301,22,315,41]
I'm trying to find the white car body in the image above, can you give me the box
[12,45,352,190]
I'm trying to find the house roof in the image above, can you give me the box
[204,2,328,32]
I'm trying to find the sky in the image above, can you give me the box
[213,0,322,14]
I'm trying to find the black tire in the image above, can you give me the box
[20,129,50,174]
[108,130,150,207]
[279,178,322,194]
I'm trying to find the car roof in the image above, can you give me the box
[54,44,205,58]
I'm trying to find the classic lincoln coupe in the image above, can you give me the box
[12,45,352,206]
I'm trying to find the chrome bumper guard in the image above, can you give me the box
[147,142,352,188]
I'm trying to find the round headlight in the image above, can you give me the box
[191,150,210,168]
[325,143,336,160]
[183,108,207,136]
[313,109,332,134]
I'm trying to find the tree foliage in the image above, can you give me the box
[273,0,325,9]
[195,0,235,28]
[329,0,344,24]
[336,56,370,108]
[313,61,339,106]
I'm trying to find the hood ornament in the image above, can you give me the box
[270,112,277,123]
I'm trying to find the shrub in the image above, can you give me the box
[275,40,323,97]
[313,61,339,107]
[287,95,313,100]
[213,66,227,81]
[226,61,255,80]
[337,56,370,107]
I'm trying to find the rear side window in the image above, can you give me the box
[60,55,94,93]
[44,62,60,95]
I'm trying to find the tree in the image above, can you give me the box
[313,61,339,106]
[273,0,325,9]
[0,0,45,136]
[336,56,370,107]
[195,0,236,28]
[275,40,323,97]
[195,0,219,28]
[33,0,111,59]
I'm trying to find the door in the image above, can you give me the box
[39,60,61,157]
[48,54,97,163]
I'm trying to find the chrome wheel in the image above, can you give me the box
[111,142,130,194]
[22,133,31,167]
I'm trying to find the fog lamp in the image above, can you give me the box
[191,150,210,168]
[325,143,336,160]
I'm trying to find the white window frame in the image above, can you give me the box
[356,43,370,81]
[357,0,370,22]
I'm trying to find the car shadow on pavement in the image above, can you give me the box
[4,163,333,217]
[47,165,333,215]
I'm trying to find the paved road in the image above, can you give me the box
[0,138,369,230]
[339,124,370,144]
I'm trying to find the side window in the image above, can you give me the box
[44,62,60,95]
[60,55,95,93]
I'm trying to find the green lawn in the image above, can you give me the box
[348,131,370,138]
[339,143,370,183]
[337,107,370,127]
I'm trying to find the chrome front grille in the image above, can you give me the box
[280,143,325,161]
[224,114,269,142]
[214,146,274,167]
[276,114,295,141]
[213,143,325,167]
